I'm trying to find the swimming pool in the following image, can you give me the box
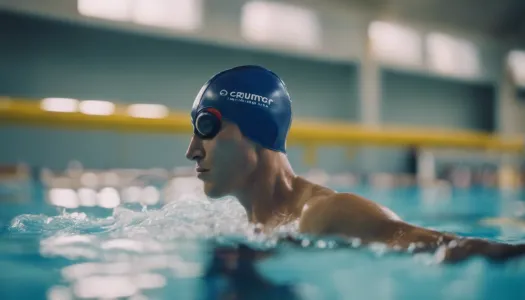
[2,182,525,300]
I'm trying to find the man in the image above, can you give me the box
[186,65,525,262]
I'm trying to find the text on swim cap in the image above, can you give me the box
[219,90,274,108]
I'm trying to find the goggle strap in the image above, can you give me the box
[205,108,222,120]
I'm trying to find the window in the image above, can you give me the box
[241,1,320,49]
[426,33,480,77]
[508,50,525,87]
[78,0,202,31]
[368,21,422,66]
[131,0,202,30]
[78,0,130,21]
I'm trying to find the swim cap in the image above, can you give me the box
[191,65,292,153]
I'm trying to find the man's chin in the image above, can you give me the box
[203,182,228,200]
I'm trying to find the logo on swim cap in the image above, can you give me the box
[220,90,274,108]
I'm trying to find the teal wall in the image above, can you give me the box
[373,69,495,173]
[0,12,358,173]
[0,12,496,173]
[381,69,494,131]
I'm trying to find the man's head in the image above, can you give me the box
[185,65,292,198]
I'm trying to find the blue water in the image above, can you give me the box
[2,182,525,300]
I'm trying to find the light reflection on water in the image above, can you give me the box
[8,193,297,299]
[3,182,525,299]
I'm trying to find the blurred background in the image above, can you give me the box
[0,0,525,213]
[3,1,525,300]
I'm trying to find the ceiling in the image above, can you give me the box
[333,0,525,40]
[1,0,524,42]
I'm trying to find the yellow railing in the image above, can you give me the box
[0,97,523,153]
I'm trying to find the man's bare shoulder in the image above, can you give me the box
[301,191,401,221]
[298,190,401,238]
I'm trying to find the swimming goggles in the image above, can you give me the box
[193,107,222,139]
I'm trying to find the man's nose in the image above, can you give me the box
[185,135,204,161]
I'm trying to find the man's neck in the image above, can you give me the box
[234,152,306,226]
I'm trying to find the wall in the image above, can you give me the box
[517,93,525,132]
[375,69,496,172]
[0,11,358,173]
[0,0,521,173]
[381,69,495,131]
[0,0,368,63]
[497,70,525,136]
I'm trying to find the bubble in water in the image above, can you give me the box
[350,238,361,248]
[392,245,402,252]
[369,242,389,257]
[448,240,459,248]
[434,245,448,263]
[316,240,327,249]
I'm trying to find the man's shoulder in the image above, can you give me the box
[298,191,401,236]
[302,191,371,211]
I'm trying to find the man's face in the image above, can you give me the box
[185,121,257,199]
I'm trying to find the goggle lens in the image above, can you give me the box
[194,108,221,139]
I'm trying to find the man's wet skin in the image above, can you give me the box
[188,65,525,265]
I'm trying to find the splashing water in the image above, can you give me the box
[5,187,525,300]
[5,192,302,299]
[9,193,300,255]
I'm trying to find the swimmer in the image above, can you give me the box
[186,65,525,263]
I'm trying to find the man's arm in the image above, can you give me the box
[299,193,525,262]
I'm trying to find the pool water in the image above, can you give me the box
[2,183,525,300]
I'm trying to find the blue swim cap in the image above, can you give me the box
[191,65,292,153]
